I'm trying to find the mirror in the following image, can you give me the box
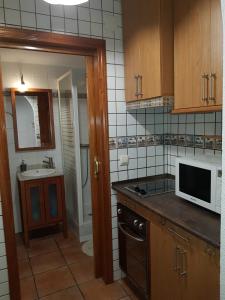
[11,88,55,151]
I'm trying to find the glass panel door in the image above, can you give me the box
[26,181,45,228]
[45,177,63,223]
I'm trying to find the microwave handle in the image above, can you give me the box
[118,222,145,243]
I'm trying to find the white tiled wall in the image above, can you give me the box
[0,195,9,300]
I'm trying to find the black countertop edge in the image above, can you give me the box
[112,175,220,249]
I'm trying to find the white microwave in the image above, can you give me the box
[175,156,222,214]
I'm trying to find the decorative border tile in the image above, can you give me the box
[127,136,137,148]
[109,134,222,151]
[186,135,194,147]
[117,137,128,149]
[195,135,205,148]
[137,136,146,147]
[109,138,117,150]
[126,96,174,110]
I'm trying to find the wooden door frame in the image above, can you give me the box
[0,27,113,299]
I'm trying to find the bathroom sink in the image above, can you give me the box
[22,168,56,177]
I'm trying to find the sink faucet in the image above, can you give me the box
[43,156,54,169]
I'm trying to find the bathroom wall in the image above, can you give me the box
[2,61,76,233]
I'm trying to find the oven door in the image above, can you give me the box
[118,222,149,299]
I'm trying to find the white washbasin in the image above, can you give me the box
[22,168,56,177]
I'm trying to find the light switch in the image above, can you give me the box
[119,155,129,166]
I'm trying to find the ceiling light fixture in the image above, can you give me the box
[43,0,88,5]
[18,74,27,93]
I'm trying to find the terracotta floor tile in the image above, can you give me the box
[69,257,94,284]
[20,276,38,300]
[18,260,32,279]
[17,245,28,261]
[40,286,84,300]
[55,232,80,249]
[79,278,127,300]
[61,246,88,265]
[35,266,75,297]
[28,238,58,258]
[30,251,65,275]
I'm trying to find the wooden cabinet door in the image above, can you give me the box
[138,0,161,100]
[25,181,46,229]
[210,0,223,106]
[151,222,181,300]
[123,0,141,102]
[44,177,63,224]
[174,0,211,110]
[181,243,219,300]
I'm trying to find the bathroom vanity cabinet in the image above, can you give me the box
[18,175,67,246]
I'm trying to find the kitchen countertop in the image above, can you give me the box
[112,174,220,248]
[17,169,64,181]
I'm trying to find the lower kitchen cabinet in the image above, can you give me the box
[19,176,67,246]
[150,221,219,300]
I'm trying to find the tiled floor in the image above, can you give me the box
[16,232,138,300]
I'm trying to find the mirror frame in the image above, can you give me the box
[11,88,55,152]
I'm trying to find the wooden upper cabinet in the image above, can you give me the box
[122,0,174,102]
[174,0,223,113]
[210,0,223,106]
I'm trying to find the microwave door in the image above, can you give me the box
[179,163,211,204]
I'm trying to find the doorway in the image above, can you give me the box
[0,27,113,299]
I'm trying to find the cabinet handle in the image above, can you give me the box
[134,75,139,97]
[201,74,209,102]
[209,73,216,102]
[173,246,180,272]
[168,227,189,243]
[179,249,187,277]
[139,75,143,97]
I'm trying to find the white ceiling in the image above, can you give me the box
[0,48,85,69]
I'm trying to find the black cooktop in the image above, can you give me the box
[124,178,175,198]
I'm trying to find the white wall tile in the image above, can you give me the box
[5,9,21,26]
[51,16,65,32]
[64,6,77,19]
[78,20,91,35]
[36,0,50,15]
[21,11,36,27]
[0,270,8,284]
[0,282,9,297]
[50,4,64,17]
[90,9,102,23]
[20,0,35,12]
[36,14,51,30]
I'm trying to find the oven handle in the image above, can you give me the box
[118,222,145,242]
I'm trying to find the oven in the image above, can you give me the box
[117,203,149,300]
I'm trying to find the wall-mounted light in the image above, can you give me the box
[18,74,27,93]
[43,0,88,5]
